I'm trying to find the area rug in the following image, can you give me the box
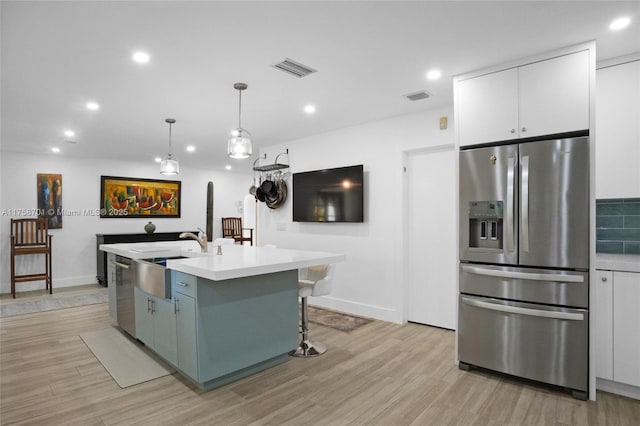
[80,327,175,388]
[0,287,108,318]
[307,306,372,332]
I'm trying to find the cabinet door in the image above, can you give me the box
[458,68,518,146]
[519,50,589,138]
[107,253,117,322]
[176,295,198,380]
[134,288,153,347]
[595,60,640,199]
[613,271,640,386]
[595,270,613,380]
[153,297,177,366]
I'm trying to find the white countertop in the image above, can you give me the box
[595,253,640,273]
[100,241,346,281]
[100,240,204,259]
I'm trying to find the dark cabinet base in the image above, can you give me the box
[96,232,196,286]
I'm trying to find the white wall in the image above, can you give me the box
[258,106,455,323]
[0,150,252,293]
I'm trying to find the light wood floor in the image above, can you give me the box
[1,302,638,425]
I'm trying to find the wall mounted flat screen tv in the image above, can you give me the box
[293,165,364,223]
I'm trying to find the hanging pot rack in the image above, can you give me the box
[252,149,290,172]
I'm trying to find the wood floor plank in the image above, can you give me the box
[1,300,639,425]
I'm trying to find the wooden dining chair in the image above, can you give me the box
[10,217,53,298]
[221,217,253,246]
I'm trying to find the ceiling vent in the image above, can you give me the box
[272,58,317,78]
[404,91,431,101]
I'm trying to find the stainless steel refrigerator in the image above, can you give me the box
[458,135,590,399]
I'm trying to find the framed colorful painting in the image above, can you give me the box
[37,173,63,228]
[100,176,181,218]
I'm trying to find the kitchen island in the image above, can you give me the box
[100,241,345,390]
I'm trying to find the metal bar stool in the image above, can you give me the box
[289,264,336,357]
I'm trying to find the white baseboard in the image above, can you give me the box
[307,295,402,324]
[0,275,98,294]
[596,378,640,400]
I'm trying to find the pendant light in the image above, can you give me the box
[160,118,179,175]
[227,83,253,159]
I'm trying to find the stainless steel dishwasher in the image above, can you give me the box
[114,256,135,337]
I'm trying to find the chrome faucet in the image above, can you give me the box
[179,228,208,253]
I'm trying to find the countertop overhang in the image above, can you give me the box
[100,241,346,281]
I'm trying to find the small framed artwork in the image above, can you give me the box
[37,173,63,228]
[100,176,181,218]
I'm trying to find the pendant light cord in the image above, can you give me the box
[238,89,243,130]
[168,121,173,155]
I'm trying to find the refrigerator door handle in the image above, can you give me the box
[506,156,515,252]
[461,297,584,321]
[461,265,585,283]
[521,155,530,253]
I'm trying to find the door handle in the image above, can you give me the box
[174,298,179,313]
[506,156,515,252]
[461,265,584,283]
[521,155,530,253]
[114,261,130,269]
[462,297,584,321]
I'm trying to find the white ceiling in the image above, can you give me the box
[2,1,639,173]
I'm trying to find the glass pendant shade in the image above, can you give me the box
[227,128,252,159]
[161,118,179,174]
[160,154,179,175]
[227,82,253,159]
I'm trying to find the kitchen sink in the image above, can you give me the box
[134,258,176,299]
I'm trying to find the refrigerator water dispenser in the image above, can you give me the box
[468,201,503,250]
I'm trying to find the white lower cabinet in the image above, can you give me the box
[596,270,640,388]
[134,287,177,365]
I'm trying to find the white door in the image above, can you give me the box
[406,148,457,329]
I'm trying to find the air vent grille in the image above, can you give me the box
[272,58,317,78]
[405,91,431,101]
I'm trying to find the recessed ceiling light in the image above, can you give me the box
[51,147,60,153]
[86,102,100,111]
[132,51,150,64]
[426,69,442,80]
[609,17,631,31]
[304,104,316,114]
[225,165,232,170]
[64,130,75,137]
[154,157,162,163]
[186,145,195,152]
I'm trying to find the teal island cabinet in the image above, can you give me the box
[99,242,345,390]
[172,269,299,389]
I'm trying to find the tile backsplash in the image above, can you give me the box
[596,198,640,254]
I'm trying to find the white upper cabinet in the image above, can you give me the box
[457,50,590,146]
[458,68,519,145]
[596,59,640,199]
[519,50,590,138]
